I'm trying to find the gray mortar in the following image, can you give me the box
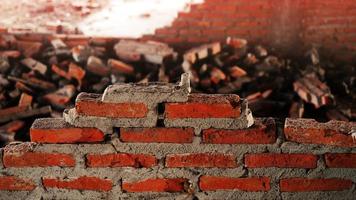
[164,99,254,129]
[102,73,191,103]
[64,108,157,133]
[31,118,96,130]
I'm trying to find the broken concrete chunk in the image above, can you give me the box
[102,73,191,103]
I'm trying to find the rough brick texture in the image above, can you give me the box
[86,153,157,168]
[0,176,35,191]
[144,0,356,61]
[280,178,353,192]
[284,118,356,147]
[75,93,148,118]
[166,153,237,168]
[165,94,241,119]
[122,178,187,193]
[245,153,317,168]
[43,176,112,192]
[30,118,104,143]
[203,118,275,144]
[3,144,75,168]
[325,153,356,168]
[120,128,194,143]
[199,176,270,191]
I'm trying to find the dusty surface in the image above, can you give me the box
[0,0,202,37]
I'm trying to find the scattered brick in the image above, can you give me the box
[0,176,36,191]
[325,153,356,168]
[30,118,105,143]
[120,128,194,143]
[18,93,33,107]
[75,92,148,118]
[199,176,270,191]
[43,85,76,108]
[16,40,42,57]
[86,153,157,168]
[68,62,86,86]
[245,153,317,168]
[165,94,241,119]
[122,178,187,192]
[284,118,356,147]
[108,58,134,75]
[203,118,276,144]
[165,153,237,168]
[280,178,353,192]
[43,176,112,192]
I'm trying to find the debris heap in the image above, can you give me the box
[0,33,355,146]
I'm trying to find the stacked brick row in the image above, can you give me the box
[0,73,355,199]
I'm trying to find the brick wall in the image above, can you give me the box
[144,0,356,61]
[0,73,355,199]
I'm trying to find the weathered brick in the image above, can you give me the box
[120,127,194,143]
[199,176,270,191]
[86,153,157,168]
[280,178,353,192]
[245,153,317,168]
[43,176,112,192]
[165,94,241,118]
[284,118,356,147]
[325,153,356,168]
[166,153,237,168]
[122,178,187,192]
[0,176,36,191]
[75,92,148,118]
[3,143,75,167]
[203,118,276,144]
[30,118,104,143]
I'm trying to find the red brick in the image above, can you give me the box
[280,178,353,192]
[245,153,317,168]
[165,94,241,119]
[284,118,356,147]
[325,153,356,168]
[76,93,148,118]
[0,176,36,191]
[199,176,270,191]
[86,153,157,168]
[3,144,75,167]
[203,118,276,144]
[165,153,237,168]
[122,178,187,192]
[43,176,112,192]
[120,128,194,143]
[30,118,104,143]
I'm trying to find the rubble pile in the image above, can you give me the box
[0,33,355,146]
